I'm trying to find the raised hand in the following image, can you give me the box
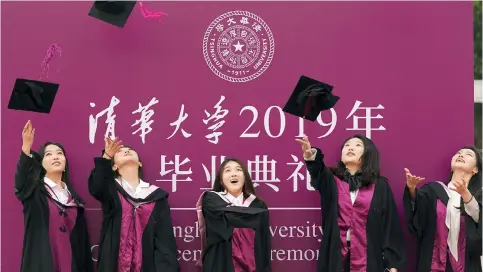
[22,120,35,155]
[404,168,425,188]
[295,134,314,158]
[103,136,122,160]
[449,176,471,201]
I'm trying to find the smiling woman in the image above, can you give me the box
[403,146,482,271]
[14,120,92,272]
[195,158,271,272]
[299,134,406,272]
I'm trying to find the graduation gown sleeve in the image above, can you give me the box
[378,179,406,270]
[201,192,271,272]
[403,184,434,239]
[14,151,41,201]
[304,147,338,225]
[211,199,272,272]
[304,147,341,272]
[464,195,483,257]
[88,157,114,201]
[202,192,267,239]
[154,197,180,271]
[305,147,336,193]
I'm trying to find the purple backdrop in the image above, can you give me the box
[1,2,474,271]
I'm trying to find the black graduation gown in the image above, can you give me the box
[88,157,180,272]
[403,182,483,272]
[200,191,271,272]
[14,151,93,272]
[305,147,406,272]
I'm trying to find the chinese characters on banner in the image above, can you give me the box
[88,95,386,144]
[87,95,386,193]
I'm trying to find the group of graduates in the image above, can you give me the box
[15,119,482,272]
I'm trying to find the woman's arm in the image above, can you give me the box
[304,146,337,209]
[202,192,267,240]
[14,150,41,201]
[87,154,114,201]
[402,184,432,239]
[88,138,123,201]
[15,120,40,201]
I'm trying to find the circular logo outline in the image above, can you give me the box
[202,10,275,83]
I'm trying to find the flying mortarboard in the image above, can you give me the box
[7,78,59,114]
[282,75,340,122]
[88,1,137,28]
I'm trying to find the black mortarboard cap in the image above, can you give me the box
[7,78,59,114]
[215,206,268,215]
[88,1,137,28]
[282,75,340,122]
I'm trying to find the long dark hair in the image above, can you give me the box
[330,134,381,187]
[111,145,144,180]
[37,142,84,205]
[450,146,482,212]
[212,158,258,199]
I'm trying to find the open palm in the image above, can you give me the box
[295,134,313,158]
[404,168,425,187]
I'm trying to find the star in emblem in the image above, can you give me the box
[232,41,245,52]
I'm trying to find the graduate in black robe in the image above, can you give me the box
[403,146,482,272]
[88,137,180,272]
[296,134,406,272]
[195,158,271,272]
[15,121,93,272]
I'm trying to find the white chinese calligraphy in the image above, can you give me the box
[202,95,229,144]
[200,155,226,190]
[286,155,315,192]
[346,100,386,139]
[247,155,280,192]
[156,155,193,192]
[88,97,386,145]
[167,104,192,139]
[132,97,159,144]
[88,96,120,144]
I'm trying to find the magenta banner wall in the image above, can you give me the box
[1,2,474,271]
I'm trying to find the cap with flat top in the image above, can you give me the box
[88,1,137,28]
[282,75,339,122]
[7,78,59,114]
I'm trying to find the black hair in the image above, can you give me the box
[212,158,259,199]
[37,142,84,205]
[330,134,381,187]
[450,146,482,213]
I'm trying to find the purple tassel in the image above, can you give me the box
[39,43,62,80]
[138,1,167,22]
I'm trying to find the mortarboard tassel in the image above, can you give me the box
[303,96,316,119]
[39,43,62,80]
[138,1,167,22]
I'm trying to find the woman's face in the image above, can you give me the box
[451,148,478,175]
[341,137,364,166]
[42,144,66,174]
[113,147,141,170]
[221,161,246,195]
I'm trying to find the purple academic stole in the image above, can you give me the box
[336,177,375,272]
